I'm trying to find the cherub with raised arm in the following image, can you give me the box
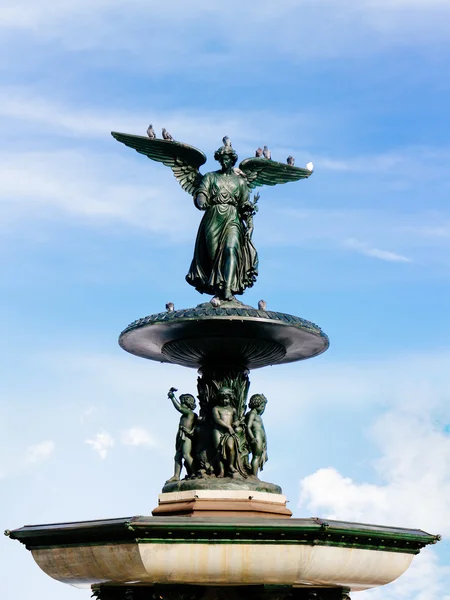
[166,387,198,483]
[245,394,268,477]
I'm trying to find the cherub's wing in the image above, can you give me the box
[239,157,313,190]
[111,132,207,195]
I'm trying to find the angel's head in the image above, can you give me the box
[214,142,238,172]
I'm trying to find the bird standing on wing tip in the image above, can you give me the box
[286,156,295,166]
[263,146,271,160]
[162,128,174,141]
[306,161,314,171]
[255,147,263,157]
[165,302,175,312]
[258,299,267,310]
[222,136,231,147]
[146,124,156,139]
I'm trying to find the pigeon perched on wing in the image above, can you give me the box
[162,128,174,141]
[258,299,267,310]
[286,155,295,166]
[146,124,156,139]
[222,136,231,147]
[165,302,175,312]
[263,146,271,160]
[306,162,314,171]
[255,147,263,157]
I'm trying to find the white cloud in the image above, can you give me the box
[121,427,156,448]
[362,247,411,262]
[24,440,55,464]
[300,404,450,534]
[366,549,450,600]
[296,350,450,599]
[1,0,449,64]
[0,86,315,148]
[85,431,114,459]
[344,238,412,263]
[0,149,198,238]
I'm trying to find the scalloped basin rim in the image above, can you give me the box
[119,306,330,369]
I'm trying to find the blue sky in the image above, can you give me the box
[2,1,450,598]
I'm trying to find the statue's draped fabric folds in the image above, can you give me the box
[186,171,258,296]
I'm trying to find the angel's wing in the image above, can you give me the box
[111,132,207,195]
[238,157,313,190]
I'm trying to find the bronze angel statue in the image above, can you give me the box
[111,131,313,301]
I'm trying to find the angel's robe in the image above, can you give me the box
[186,170,258,296]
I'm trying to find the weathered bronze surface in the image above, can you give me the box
[119,300,329,370]
[246,394,268,477]
[119,295,329,492]
[163,368,273,490]
[112,132,312,301]
[166,388,198,482]
[111,133,325,496]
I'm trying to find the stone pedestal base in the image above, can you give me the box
[152,490,292,518]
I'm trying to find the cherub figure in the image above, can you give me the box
[211,386,251,478]
[245,394,268,477]
[212,387,239,477]
[166,387,197,483]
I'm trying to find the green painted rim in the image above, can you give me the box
[7,516,440,556]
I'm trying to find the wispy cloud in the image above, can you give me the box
[345,238,412,263]
[0,86,317,149]
[24,440,55,465]
[0,148,199,239]
[1,0,449,67]
[85,431,114,459]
